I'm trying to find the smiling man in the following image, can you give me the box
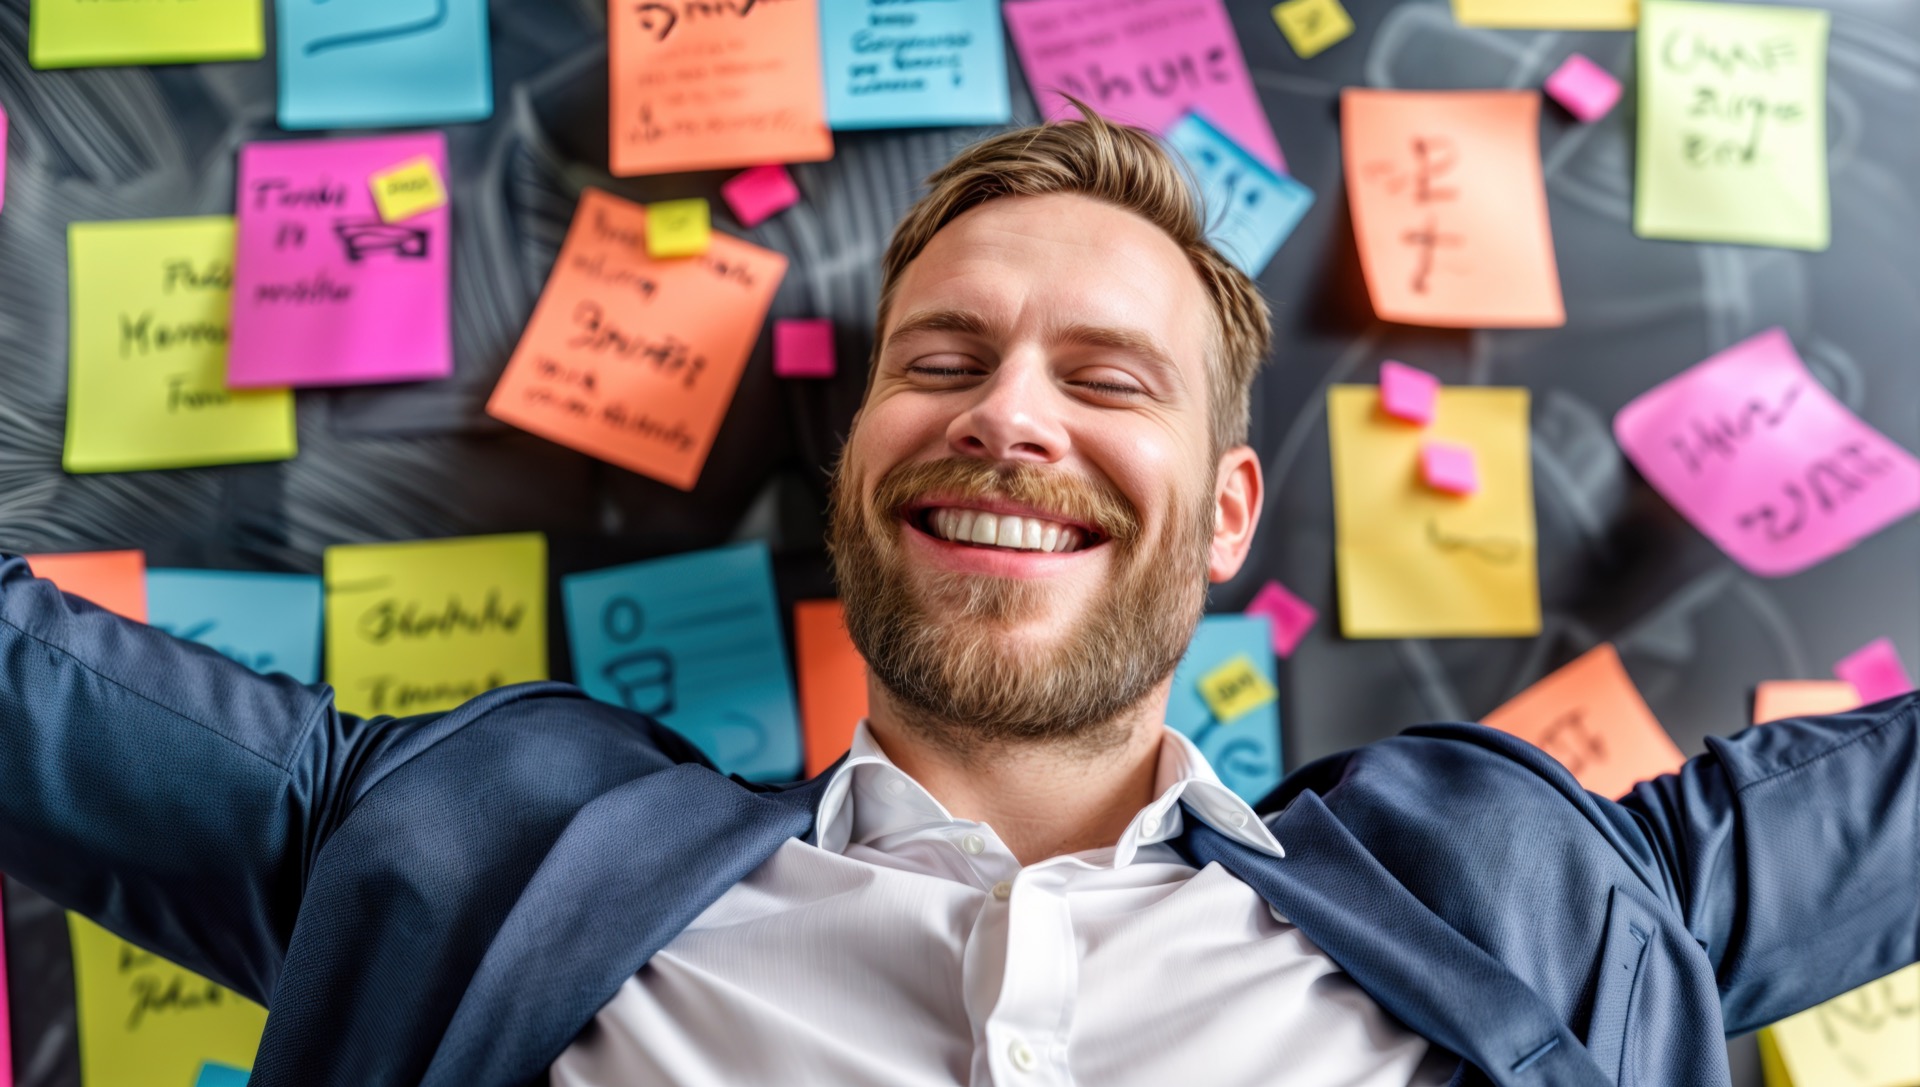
[1,112,1916,1087]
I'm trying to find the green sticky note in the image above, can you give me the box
[30,0,264,69]
[69,914,264,1087]
[1634,0,1830,250]
[64,219,296,474]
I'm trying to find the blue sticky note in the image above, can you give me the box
[1166,112,1314,278]
[276,0,492,130]
[195,1062,251,1087]
[820,0,1011,129]
[563,543,801,782]
[148,570,324,684]
[1167,615,1284,803]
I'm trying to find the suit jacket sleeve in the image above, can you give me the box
[1617,691,1920,1033]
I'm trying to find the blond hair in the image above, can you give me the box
[874,105,1274,456]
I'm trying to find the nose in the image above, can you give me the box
[944,355,1069,464]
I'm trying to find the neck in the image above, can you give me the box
[863,684,1171,866]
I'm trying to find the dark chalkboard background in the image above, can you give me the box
[3,0,1916,1082]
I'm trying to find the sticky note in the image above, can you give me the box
[721,165,801,229]
[646,199,711,259]
[1753,680,1857,723]
[147,570,324,684]
[795,600,870,777]
[1482,644,1686,799]
[29,0,262,68]
[1166,615,1283,802]
[1245,580,1317,658]
[1004,0,1285,172]
[1422,441,1479,495]
[822,0,1011,129]
[26,550,147,620]
[1343,89,1564,328]
[1450,0,1638,28]
[1198,655,1280,724]
[1329,385,1539,638]
[1763,964,1920,1087]
[369,155,447,223]
[1379,360,1438,425]
[194,1064,251,1087]
[1272,0,1354,60]
[324,533,547,718]
[1613,328,1920,578]
[1164,112,1314,278]
[610,0,831,176]
[64,219,296,474]
[774,319,836,379]
[229,134,451,388]
[69,914,264,1087]
[1833,638,1913,704]
[486,189,788,491]
[1634,0,1829,250]
[275,0,492,130]
[563,543,801,782]
[1544,53,1622,123]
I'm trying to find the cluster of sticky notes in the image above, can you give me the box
[486,188,788,491]
[1273,0,1354,60]
[1245,579,1318,659]
[562,542,801,782]
[29,0,263,68]
[1833,638,1913,704]
[1165,112,1314,278]
[1635,0,1830,250]
[276,0,493,130]
[820,0,1010,129]
[646,199,711,259]
[1450,0,1638,29]
[1544,54,1622,124]
[722,165,801,229]
[774,319,837,379]
[324,533,548,718]
[1614,328,1920,578]
[1166,615,1284,802]
[794,599,869,777]
[1482,643,1687,799]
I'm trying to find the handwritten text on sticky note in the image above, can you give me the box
[1482,643,1687,799]
[1165,112,1313,278]
[822,0,1011,128]
[1167,615,1283,802]
[69,914,264,1087]
[275,0,492,129]
[370,155,447,223]
[148,569,324,684]
[1198,655,1279,724]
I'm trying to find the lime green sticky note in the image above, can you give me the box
[1273,0,1354,60]
[69,914,264,1087]
[30,0,264,69]
[64,218,296,474]
[1634,0,1829,250]
[646,198,712,259]
[1197,654,1279,723]
[369,156,448,223]
[325,533,548,718]
[1764,963,1920,1087]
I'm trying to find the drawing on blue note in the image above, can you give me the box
[1166,614,1284,803]
[276,0,492,129]
[147,570,325,684]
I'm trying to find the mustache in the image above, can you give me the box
[869,459,1142,545]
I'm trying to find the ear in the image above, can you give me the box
[1208,445,1263,584]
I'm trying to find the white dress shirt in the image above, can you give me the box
[552,722,1458,1086]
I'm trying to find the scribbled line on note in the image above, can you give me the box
[302,0,450,57]
[1426,519,1522,565]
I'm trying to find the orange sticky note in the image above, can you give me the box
[794,600,868,777]
[609,0,832,177]
[1753,680,1859,724]
[25,551,147,621]
[1343,89,1565,328]
[1482,643,1685,798]
[486,188,787,491]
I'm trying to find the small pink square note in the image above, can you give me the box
[774,318,836,378]
[1379,360,1438,425]
[1422,441,1479,494]
[723,165,800,228]
[1544,53,1621,124]
[1246,579,1318,658]
[1833,637,1913,704]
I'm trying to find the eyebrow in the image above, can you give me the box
[884,309,1183,379]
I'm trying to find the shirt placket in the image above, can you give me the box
[978,863,1079,1086]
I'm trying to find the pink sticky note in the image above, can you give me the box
[1379,360,1438,425]
[1246,579,1318,658]
[775,318,836,378]
[228,133,452,388]
[1422,441,1478,494]
[1615,328,1920,577]
[723,165,801,228]
[1003,0,1284,172]
[1834,637,1913,704]
[1543,53,1621,124]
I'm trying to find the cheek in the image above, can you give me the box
[853,389,958,470]
[1083,423,1206,530]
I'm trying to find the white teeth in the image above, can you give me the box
[1040,524,1061,553]
[971,512,999,545]
[924,508,1088,554]
[953,509,974,542]
[1022,518,1043,550]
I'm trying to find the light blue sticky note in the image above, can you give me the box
[563,543,801,782]
[276,0,492,130]
[195,1061,251,1087]
[1166,112,1314,278]
[1167,614,1284,803]
[147,570,324,684]
[820,0,1011,129]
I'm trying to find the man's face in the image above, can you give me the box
[828,193,1260,751]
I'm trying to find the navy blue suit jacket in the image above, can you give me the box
[0,553,1915,1086]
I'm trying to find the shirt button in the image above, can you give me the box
[961,833,986,855]
[1141,814,1162,836]
[992,880,1012,901]
[884,778,908,797]
[1008,1038,1038,1072]
[1226,809,1250,829]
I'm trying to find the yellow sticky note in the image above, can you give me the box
[69,914,264,1087]
[325,533,548,718]
[30,0,263,69]
[1198,655,1279,724]
[368,156,448,223]
[1635,0,1829,250]
[1763,964,1920,1087]
[646,198,712,259]
[64,218,296,474]
[1273,0,1354,59]
[1329,385,1539,638]
[1450,0,1638,28]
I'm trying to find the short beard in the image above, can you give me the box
[826,456,1214,761]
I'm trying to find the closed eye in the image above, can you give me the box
[1071,380,1144,397]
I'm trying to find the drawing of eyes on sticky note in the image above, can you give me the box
[276,0,492,129]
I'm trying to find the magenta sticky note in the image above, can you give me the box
[723,165,800,228]
[1379,360,1438,425]
[1003,0,1284,172]
[1246,579,1318,658]
[1834,638,1913,704]
[228,133,452,388]
[1422,441,1479,494]
[1543,53,1621,124]
[1614,327,1920,577]
[774,318,836,378]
